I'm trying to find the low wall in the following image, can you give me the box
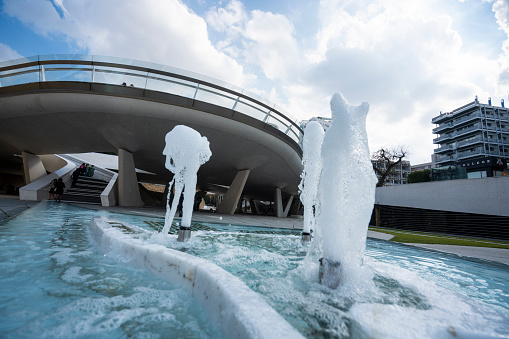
[19,155,75,201]
[375,177,509,217]
[89,217,303,339]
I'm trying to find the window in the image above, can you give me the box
[467,171,487,179]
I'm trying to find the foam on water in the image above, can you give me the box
[167,230,509,338]
[2,202,508,338]
[0,202,221,338]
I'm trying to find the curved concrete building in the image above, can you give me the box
[0,55,303,214]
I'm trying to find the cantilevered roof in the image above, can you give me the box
[0,55,303,200]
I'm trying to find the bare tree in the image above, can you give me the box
[371,147,408,187]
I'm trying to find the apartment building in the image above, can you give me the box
[432,97,508,178]
[372,159,411,185]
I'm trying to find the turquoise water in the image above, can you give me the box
[0,202,221,338]
[2,202,509,338]
[163,230,509,338]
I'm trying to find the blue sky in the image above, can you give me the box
[1,0,508,164]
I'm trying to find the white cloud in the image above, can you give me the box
[0,43,22,62]
[492,0,509,87]
[2,0,249,86]
[2,0,507,164]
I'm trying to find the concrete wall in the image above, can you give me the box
[375,177,509,217]
[19,156,75,201]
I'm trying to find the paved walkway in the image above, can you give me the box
[408,244,509,266]
[0,195,38,221]
[1,196,508,266]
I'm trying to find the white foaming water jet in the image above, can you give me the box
[310,92,377,288]
[160,125,211,238]
[298,121,325,241]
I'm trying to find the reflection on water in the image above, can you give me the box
[2,201,508,338]
[0,202,221,338]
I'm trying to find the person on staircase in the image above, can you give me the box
[87,165,95,177]
[54,178,66,202]
[48,179,57,200]
[72,168,80,187]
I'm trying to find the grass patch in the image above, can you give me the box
[369,226,509,249]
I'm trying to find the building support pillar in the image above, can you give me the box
[22,151,47,185]
[274,188,294,218]
[216,170,250,215]
[118,149,143,207]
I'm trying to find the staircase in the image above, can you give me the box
[61,176,108,205]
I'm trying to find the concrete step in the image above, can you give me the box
[63,176,108,205]
[60,195,102,204]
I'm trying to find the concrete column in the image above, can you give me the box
[118,149,143,207]
[274,188,294,218]
[275,188,284,217]
[216,169,250,215]
[22,152,47,185]
[283,195,295,217]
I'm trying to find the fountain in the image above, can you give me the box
[298,121,324,243]
[160,125,211,242]
[307,92,378,288]
[3,95,507,338]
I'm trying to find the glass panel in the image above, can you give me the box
[194,86,237,110]
[288,126,302,142]
[93,55,149,70]
[145,74,196,98]
[43,64,93,82]
[265,115,288,132]
[273,103,298,124]
[0,55,39,68]
[39,54,92,63]
[94,66,147,88]
[234,100,268,121]
[0,66,39,86]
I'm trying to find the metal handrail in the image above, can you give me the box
[0,55,303,144]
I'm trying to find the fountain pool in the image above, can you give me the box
[150,224,509,338]
[0,202,221,338]
[2,202,507,338]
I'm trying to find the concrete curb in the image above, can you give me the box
[89,216,304,339]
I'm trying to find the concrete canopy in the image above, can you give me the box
[0,82,303,201]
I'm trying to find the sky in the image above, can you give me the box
[1,0,508,165]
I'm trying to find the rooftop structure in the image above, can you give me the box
[432,97,509,178]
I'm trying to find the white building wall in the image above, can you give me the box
[375,177,509,217]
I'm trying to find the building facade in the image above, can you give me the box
[372,159,411,185]
[432,98,509,178]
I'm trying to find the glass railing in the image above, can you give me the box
[0,55,303,146]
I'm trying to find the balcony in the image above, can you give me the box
[435,154,456,165]
[454,123,482,138]
[432,113,453,124]
[453,112,481,126]
[434,145,454,154]
[433,133,453,144]
[456,136,484,148]
[432,122,453,134]
[432,102,478,124]
[457,149,484,160]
